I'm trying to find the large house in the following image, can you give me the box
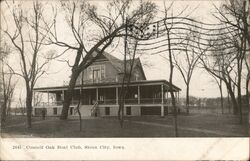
[33,51,181,117]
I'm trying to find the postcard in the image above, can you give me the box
[0,0,249,160]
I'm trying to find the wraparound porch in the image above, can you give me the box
[33,80,181,117]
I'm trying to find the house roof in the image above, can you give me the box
[100,50,146,79]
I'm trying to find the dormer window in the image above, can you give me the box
[88,65,105,83]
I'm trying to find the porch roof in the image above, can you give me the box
[34,79,181,93]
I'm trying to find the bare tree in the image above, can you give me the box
[172,28,203,114]
[244,54,250,106]
[1,68,16,123]
[116,0,156,127]
[44,0,157,120]
[212,0,249,123]
[162,2,179,137]
[210,74,224,114]
[118,34,139,128]
[0,41,16,124]
[200,37,242,120]
[214,0,250,48]
[2,1,53,128]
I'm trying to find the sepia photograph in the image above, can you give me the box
[0,0,249,159]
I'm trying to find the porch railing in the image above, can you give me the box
[35,98,177,107]
[35,100,79,107]
[98,99,116,105]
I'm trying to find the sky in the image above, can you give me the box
[2,0,248,106]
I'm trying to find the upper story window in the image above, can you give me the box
[88,65,105,83]
[135,73,139,80]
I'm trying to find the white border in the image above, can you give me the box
[0,138,249,160]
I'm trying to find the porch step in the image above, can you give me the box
[91,101,99,117]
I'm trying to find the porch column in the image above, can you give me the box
[177,91,180,104]
[138,86,140,104]
[62,90,65,101]
[161,84,164,117]
[166,91,168,101]
[96,88,99,103]
[175,92,178,104]
[116,87,118,105]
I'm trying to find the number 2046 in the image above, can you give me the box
[13,145,21,149]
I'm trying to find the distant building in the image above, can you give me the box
[33,51,181,117]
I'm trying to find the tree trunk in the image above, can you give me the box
[219,80,224,114]
[166,30,178,137]
[118,17,128,128]
[227,84,238,115]
[237,75,243,124]
[246,74,250,106]
[60,69,80,120]
[170,90,178,136]
[76,101,82,131]
[227,89,231,113]
[118,85,126,128]
[186,84,189,114]
[1,100,7,124]
[237,54,244,124]
[119,102,124,128]
[26,88,33,128]
[7,98,12,116]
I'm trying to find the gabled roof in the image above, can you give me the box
[97,50,146,79]
[102,51,124,72]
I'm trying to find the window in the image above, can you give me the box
[53,108,57,115]
[88,65,105,82]
[100,65,105,78]
[105,107,110,115]
[135,72,139,80]
[126,106,131,115]
[88,67,93,79]
[93,69,100,82]
[99,95,104,101]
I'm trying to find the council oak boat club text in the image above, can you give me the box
[13,144,125,150]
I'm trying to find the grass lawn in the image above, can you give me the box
[1,113,249,137]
